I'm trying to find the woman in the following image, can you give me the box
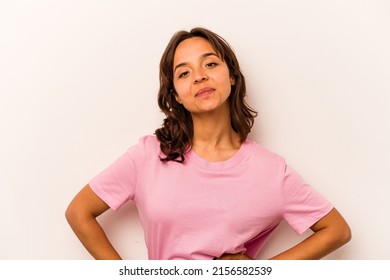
[65,27,351,260]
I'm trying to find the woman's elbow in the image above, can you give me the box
[65,202,79,226]
[329,219,352,251]
[339,222,352,245]
[326,208,352,247]
[65,199,89,228]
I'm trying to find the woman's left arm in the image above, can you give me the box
[215,207,351,260]
[270,207,351,260]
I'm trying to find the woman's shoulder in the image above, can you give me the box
[133,134,160,149]
[138,134,159,145]
[246,138,286,165]
[126,135,161,156]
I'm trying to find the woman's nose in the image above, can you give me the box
[193,69,208,84]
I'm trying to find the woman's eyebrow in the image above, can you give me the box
[174,52,219,73]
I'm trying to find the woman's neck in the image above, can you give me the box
[191,107,241,162]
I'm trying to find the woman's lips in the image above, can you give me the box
[195,87,214,98]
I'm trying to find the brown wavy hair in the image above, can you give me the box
[155,27,257,163]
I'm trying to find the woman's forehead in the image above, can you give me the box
[175,37,215,56]
[173,37,221,68]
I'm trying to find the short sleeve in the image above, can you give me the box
[282,165,333,234]
[89,144,140,211]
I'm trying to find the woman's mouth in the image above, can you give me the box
[195,87,214,98]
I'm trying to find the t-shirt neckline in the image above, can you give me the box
[186,139,253,171]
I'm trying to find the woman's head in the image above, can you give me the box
[172,36,234,114]
[155,27,257,162]
[159,28,246,115]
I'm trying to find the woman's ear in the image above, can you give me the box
[175,96,182,104]
[170,89,182,104]
[173,92,182,104]
[230,76,236,86]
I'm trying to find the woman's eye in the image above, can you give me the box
[206,62,218,68]
[178,71,189,78]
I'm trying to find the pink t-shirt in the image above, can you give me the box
[90,135,333,259]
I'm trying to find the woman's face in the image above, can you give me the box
[172,37,235,115]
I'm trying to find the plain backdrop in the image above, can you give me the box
[0,0,389,259]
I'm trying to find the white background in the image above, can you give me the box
[0,0,389,259]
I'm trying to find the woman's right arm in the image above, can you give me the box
[65,184,122,260]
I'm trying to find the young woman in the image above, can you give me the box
[65,27,351,260]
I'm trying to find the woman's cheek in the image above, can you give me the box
[175,84,191,100]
